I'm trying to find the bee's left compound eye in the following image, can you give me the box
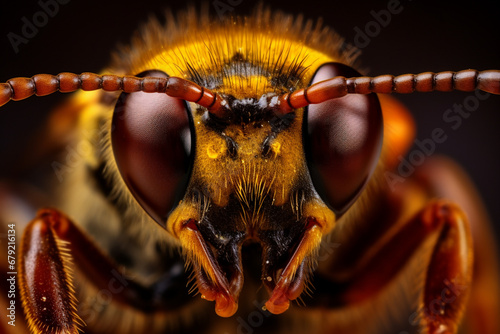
[304,63,383,214]
[111,70,194,227]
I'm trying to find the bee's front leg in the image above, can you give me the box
[412,201,473,334]
[17,208,156,334]
[317,200,472,334]
[19,209,83,334]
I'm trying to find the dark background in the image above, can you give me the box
[0,0,499,241]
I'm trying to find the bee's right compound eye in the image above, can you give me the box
[111,70,194,227]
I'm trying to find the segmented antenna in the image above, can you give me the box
[1,70,499,116]
[279,69,500,111]
[0,72,227,115]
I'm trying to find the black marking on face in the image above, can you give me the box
[261,134,276,158]
[224,136,238,159]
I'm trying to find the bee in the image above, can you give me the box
[0,3,499,334]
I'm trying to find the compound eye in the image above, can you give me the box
[304,63,383,214]
[112,70,194,227]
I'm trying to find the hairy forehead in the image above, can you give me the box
[141,30,334,94]
[106,8,355,97]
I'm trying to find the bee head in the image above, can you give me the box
[111,63,383,316]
